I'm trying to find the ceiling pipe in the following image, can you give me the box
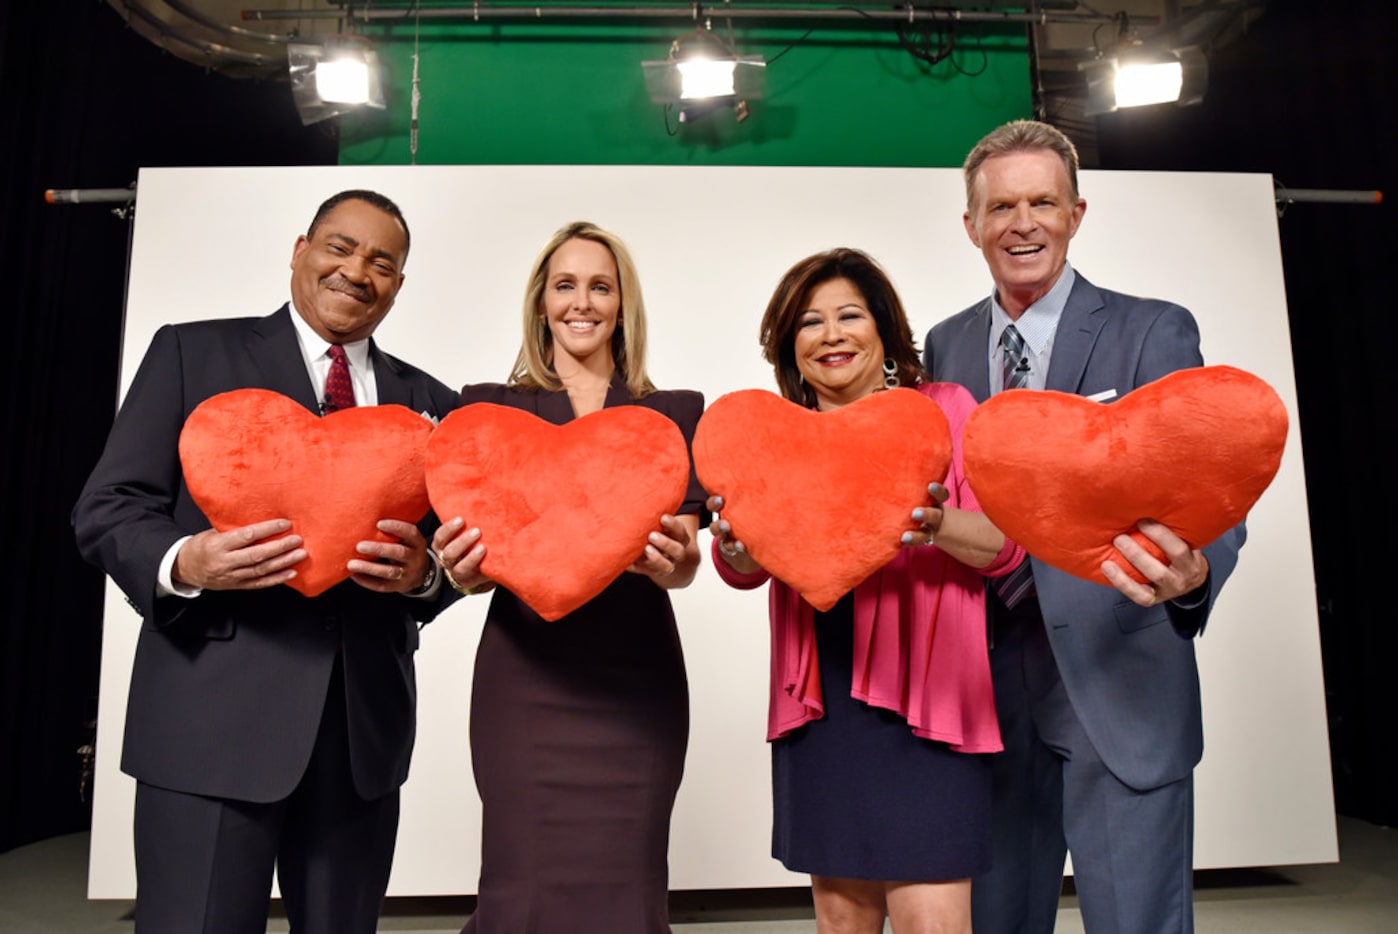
[241,3,1158,28]
[112,0,274,65]
[162,0,298,45]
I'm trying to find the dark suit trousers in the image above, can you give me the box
[973,598,1195,934]
[132,656,400,934]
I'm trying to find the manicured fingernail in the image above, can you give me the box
[901,531,914,544]
[912,508,925,522]
[713,496,724,508]
[719,520,731,534]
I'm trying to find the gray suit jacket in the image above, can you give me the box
[924,273,1245,791]
[74,306,459,803]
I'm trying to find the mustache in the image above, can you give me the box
[321,274,372,301]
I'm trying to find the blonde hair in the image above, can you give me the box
[508,221,656,398]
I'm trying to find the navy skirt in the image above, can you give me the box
[771,594,992,881]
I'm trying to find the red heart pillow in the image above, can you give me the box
[962,365,1288,585]
[425,403,691,621]
[693,388,952,611]
[178,389,434,597]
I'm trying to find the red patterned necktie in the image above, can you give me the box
[323,344,357,414]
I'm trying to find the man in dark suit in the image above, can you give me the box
[73,189,458,933]
[924,121,1246,934]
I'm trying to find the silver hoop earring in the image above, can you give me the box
[882,358,899,390]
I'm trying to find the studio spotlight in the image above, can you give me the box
[288,35,386,125]
[1082,47,1208,116]
[642,29,765,124]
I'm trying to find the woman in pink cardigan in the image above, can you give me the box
[711,249,1025,934]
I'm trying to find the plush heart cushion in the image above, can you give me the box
[425,403,691,621]
[962,365,1288,585]
[178,388,434,598]
[693,388,952,611]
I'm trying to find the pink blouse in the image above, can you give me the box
[712,382,1023,754]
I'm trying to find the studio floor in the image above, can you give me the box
[2,816,1394,932]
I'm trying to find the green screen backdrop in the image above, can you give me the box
[339,19,1031,167]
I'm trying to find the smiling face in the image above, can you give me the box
[792,277,887,410]
[289,198,407,344]
[964,148,1087,318]
[541,237,622,372]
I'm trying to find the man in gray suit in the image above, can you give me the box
[923,120,1245,934]
[74,190,458,933]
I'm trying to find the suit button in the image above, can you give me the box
[322,615,339,631]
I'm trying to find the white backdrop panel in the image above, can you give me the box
[88,165,1334,897]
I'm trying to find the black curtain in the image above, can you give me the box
[0,0,335,852]
[1093,0,1398,825]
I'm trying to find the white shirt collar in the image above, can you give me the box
[287,302,373,371]
[989,262,1076,356]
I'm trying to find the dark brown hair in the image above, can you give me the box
[759,248,924,407]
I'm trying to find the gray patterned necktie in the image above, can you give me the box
[1001,323,1031,391]
[993,323,1035,608]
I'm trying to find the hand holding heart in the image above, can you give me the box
[961,365,1288,590]
[1101,518,1211,606]
[694,388,953,610]
[172,517,306,593]
[425,402,692,620]
[178,389,435,597]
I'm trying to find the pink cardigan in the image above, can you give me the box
[712,382,1023,754]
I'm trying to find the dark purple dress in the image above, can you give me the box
[459,376,705,934]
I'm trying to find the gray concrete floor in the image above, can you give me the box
[2,816,1394,932]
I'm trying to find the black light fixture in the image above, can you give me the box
[288,34,386,125]
[642,27,766,124]
[1082,45,1208,117]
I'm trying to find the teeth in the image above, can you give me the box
[566,321,597,329]
[1008,245,1041,255]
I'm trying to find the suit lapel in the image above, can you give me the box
[251,305,321,413]
[935,301,993,403]
[961,303,994,402]
[369,340,411,408]
[1046,276,1107,395]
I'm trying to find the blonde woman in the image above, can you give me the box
[434,222,705,934]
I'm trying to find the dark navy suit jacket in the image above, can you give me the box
[74,305,459,803]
